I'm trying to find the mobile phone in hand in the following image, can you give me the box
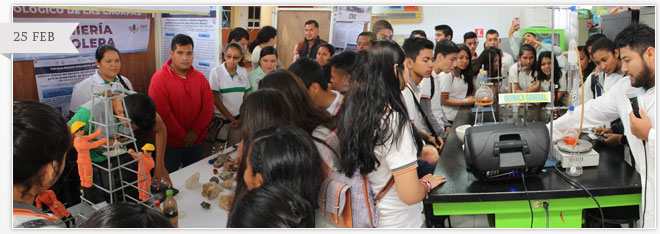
[513,17,520,26]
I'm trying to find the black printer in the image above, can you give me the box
[463,122,549,180]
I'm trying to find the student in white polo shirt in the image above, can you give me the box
[209,42,250,146]
[484,29,514,92]
[69,45,133,117]
[402,37,443,151]
[423,39,459,126]
[509,44,537,93]
[440,44,476,122]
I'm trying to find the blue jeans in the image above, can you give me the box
[417,159,436,179]
[165,145,204,173]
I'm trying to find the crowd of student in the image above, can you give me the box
[13,16,655,228]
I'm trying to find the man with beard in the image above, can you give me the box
[293,20,327,61]
[549,23,655,228]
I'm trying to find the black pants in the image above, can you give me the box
[417,159,436,178]
[83,153,138,204]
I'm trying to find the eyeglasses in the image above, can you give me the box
[224,55,242,60]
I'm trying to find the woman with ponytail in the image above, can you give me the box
[249,26,278,68]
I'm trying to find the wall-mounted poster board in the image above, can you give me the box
[333,6,371,53]
[371,6,422,24]
[274,8,333,68]
[160,7,217,79]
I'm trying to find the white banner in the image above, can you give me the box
[85,6,210,15]
[334,6,371,22]
[160,11,218,79]
[13,14,150,60]
[34,56,97,116]
[1,23,79,54]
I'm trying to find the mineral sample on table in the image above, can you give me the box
[209,176,220,184]
[201,182,223,200]
[219,195,234,211]
[213,159,224,168]
[185,172,201,189]
[222,161,237,172]
[213,153,231,168]
[221,179,233,190]
[200,201,211,209]
[218,172,234,181]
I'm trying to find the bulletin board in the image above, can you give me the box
[371,6,422,24]
[275,8,333,68]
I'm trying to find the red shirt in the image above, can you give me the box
[148,59,214,147]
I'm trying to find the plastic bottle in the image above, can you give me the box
[162,189,178,228]
[154,200,162,214]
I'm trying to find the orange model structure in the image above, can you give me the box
[72,121,107,188]
[129,143,155,201]
[35,190,71,219]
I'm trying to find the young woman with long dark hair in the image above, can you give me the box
[509,44,538,93]
[439,44,476,122]
[337,40,446,228]
[235,126,320,228]
[533,51,567,106]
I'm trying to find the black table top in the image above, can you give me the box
[425,106,641,203]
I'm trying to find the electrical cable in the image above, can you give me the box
[521,174,533,228]
[554,163,604,228]
[543,201,549,228]
[642,141,647,228]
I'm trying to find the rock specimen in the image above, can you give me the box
[221,179,233,190]
[201,182,223,200]
[218,172,234,181]
[219,195,233,211]
[209,176,220,184]
[200,201,211,209]
[213,153,231,168]
[222,161,237,172]
[185,172,200,189]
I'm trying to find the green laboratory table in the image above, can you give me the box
[425,107,641,228]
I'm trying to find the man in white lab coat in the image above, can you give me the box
[550,23,655,228]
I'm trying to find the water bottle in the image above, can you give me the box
[162,189,178,228]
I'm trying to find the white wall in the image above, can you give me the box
[391,6,527,54]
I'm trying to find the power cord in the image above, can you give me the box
[642,141,647,228]
[521,174,533,228]
[554,163,604,228]
[543,201,549,228]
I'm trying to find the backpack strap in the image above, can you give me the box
[361,175,376,228]
[373,176,395,205]
[320,180,330,218]
[406,86,439,140]
[430,75,435,99]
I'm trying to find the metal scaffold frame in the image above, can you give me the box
[76,82,153,224]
